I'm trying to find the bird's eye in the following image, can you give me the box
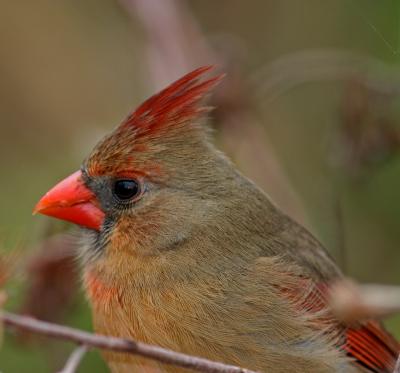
[113,179,141,201]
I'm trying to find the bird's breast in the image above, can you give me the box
[84,270,123,308]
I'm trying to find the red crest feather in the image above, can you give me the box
[87,66,223,177]
[119,66,223,136]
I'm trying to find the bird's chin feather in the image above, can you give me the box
[77,217,114,265]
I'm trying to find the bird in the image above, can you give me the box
[34,66,399,373]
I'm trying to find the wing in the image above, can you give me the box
[281,278,399,373]
[344,320,398,373]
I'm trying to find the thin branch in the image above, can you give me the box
[253,49,400,103]
[394,354,400,373]
[328,280,400,323]
[57,345,89,373]
[119,0,218,89]
[1,311,256,373]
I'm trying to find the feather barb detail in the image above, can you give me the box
[120,66,224,135]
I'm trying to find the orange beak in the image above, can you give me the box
[33,170,105,230]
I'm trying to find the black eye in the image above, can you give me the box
[113,179,141,201]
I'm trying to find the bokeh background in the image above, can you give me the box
[1,0,400,371]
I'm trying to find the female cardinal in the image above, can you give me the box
[34,67,398,372]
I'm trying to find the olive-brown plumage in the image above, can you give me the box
[35,67,398,373]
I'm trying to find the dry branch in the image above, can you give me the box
[1,311,256,373]
[119,0,218,88]
[329,280,400,323]
[57,345,89,373]
[394,355,400,373]
[253,49,400,103]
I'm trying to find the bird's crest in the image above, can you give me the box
[87,66,223,177]
[119,66,223,138]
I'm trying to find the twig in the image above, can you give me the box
[1,311,256,373]
[57,345,89,373]
[329,280,400,323]
[119,0,218,89]
[394,354,400,373]
[253,49,400,103]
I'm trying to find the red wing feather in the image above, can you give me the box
[344,321,398,373]
[281,279,399,372]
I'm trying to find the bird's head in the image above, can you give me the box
[34,67,227,260]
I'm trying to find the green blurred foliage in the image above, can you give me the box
[1,0,400,371]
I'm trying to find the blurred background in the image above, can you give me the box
[1,0,400,371]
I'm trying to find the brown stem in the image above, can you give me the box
[1,311,256,373]
[394,354,400,373]
[57,345,89,373]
